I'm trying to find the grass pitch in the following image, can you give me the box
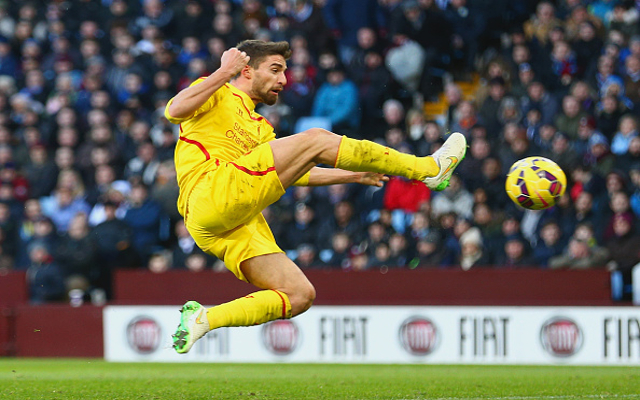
[0,359,639,399]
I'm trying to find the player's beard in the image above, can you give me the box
[252,78,279,105]
[259,86,278,105]
[261,89,278,105]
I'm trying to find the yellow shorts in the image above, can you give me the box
[184,143,286,282]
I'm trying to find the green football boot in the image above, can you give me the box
[423,132,467,191]
[172,300,209,354]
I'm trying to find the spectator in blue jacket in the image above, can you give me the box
[0,36,18,78]
[311,66,360,135]
[40,186,91,233]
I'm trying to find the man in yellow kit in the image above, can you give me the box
[165,40,466,354]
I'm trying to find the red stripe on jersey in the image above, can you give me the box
[225,83,273,127]
[229,162,275,176]
[271,289,288,319]
[231,92,265,122]
[179,136,210,161]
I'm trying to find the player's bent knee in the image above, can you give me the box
[297,128,342,164]
[302,127,335,138]
[300,128,339,148]
[289,282,316,317]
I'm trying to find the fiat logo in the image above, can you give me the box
[399,317,438,356]
[540,317,583,357]
[126,316,162,354]
[262,320,299,355]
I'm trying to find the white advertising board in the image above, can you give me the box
[104,306,640,365]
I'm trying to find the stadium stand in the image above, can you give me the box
[0,0,637,305]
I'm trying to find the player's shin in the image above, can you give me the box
[334,137,438,181]
[206,289,292,330]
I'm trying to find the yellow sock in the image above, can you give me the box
[206,289,292,330]
[334,137,439,181]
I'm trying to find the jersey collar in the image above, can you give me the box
[227,83,256,113]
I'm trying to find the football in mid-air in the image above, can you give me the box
[505,156,567,210]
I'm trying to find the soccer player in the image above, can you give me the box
[165,40,466,353]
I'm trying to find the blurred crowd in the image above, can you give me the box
[0,0,639,304]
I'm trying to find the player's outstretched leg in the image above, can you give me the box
[333,132,467,191]
[172,300,210,354]
[271,129,467,191]
[422,132,467,191]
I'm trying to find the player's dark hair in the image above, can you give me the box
[236,40,291,69]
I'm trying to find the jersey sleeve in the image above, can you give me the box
[292,170,311,186]
[164,77,219,124]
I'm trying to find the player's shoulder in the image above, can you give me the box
[188,76,209,88]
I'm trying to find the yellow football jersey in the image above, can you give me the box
[164,79,276,216]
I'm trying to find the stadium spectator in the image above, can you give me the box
[369,241,392,269]
[444,0,484,73]
[352,51,391,138]
[495,236,535,267]
[322,0,383,65]
[498,130,532,176]
[411,230,446,267]
[311,66,360,135]
[124,141,160,186]
[360,220,391,258]
[147,250,171,274]
[349,249,370,271]
[611,114,639,155]
[478,157,509,211]
[324,231,352,269]
[388,232,410,267]
[281,65,315,122]
[603,190,636,242]
[524,2,563,47]
[458,226,489,270]
[549,236,609,269]
[172,219,212,269]
[26,241,65,304]
[615,136,640,173]
[545,132,581,174]
[282,203,320,251]
[606,213,640,293]
[521,81,558,127]
[40,186,91,233]
[294,243,326,269]
[533,220,566,267]
[122,183,169,264]
[431,174,474,220]
[317,200,362,251]
[24,144,57,199]
[56,212,101,294]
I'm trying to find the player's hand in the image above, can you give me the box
[357,172,389,187]
[220,48,250,77]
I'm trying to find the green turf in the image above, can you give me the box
[1,359,639,399]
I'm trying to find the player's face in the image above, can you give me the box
[251,55,287,105]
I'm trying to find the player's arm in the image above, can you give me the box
[166,48,250,120]
[301,167,388,187]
